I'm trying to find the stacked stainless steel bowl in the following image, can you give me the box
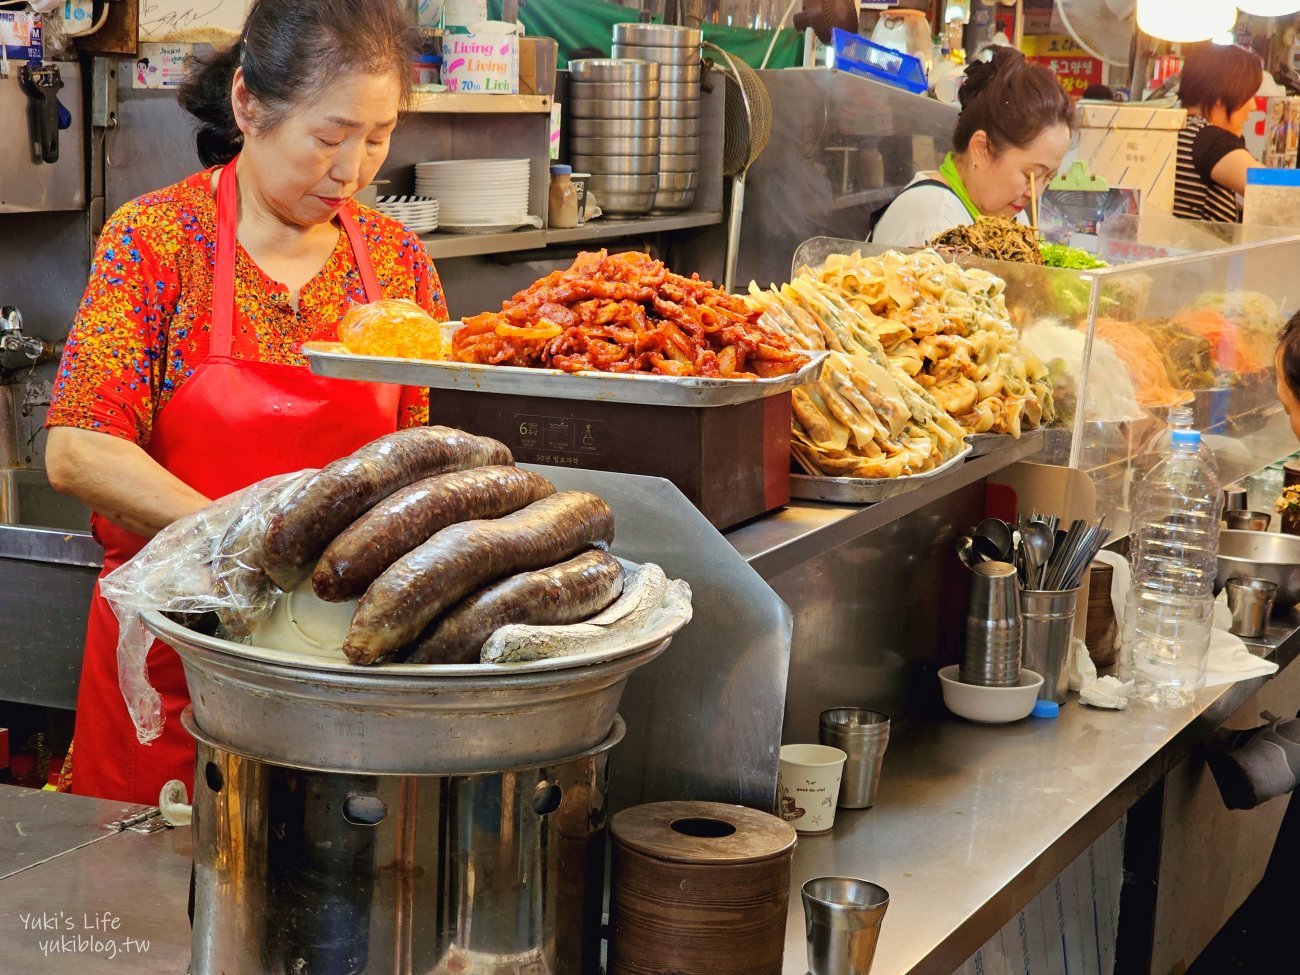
[569,58,661,216]
[611,23,702,212]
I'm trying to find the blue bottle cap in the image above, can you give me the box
[1031,699,1060,718]
[550,164,572,175]
[1171,429,1202,448]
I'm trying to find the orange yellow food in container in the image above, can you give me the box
[338,299,444,360]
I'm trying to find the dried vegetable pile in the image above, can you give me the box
[929,216,1044,264]
[451,249,810,378]
[748,249,1053,479]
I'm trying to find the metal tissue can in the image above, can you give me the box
[608,801,797,975]
[187,710,620,975]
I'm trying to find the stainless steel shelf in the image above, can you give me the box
[829,185,906,212]
[420,229,548,260]
[544,211,723,244]
[727,429,1046,580]
[420,211,724,259]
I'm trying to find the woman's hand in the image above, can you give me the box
[45,427,211,538]
[1210,148,1260,198]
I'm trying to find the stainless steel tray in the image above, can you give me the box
[965,433,1019,458]
[143,607,685,775]
[304,340,826,408]
[789,444,974,504]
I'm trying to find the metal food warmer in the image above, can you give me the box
[142,601,682,975]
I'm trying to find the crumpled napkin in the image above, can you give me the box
[1069,635,1135,708]
[1204,621,1278,687]
[1081,675,1136,709]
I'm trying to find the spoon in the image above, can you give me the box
[970,534,1006,565]
[956,535,978,571]
[1022,522,1055,591]
[975,518,1014,561]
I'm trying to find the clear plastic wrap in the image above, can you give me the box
[337,298,444,359]
[101,470,315,744]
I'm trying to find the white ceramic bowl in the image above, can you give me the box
[938,665,1044,724]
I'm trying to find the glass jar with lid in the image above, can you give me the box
[548,165,580,229]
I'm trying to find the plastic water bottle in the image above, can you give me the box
[1131,407,1207,495]
[1122,428,1222,707]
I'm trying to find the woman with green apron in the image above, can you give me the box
[871,48,1075,248]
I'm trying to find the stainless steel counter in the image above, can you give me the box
[0,786,192,973]
[2,627,1294,975]
[780,626,1300,975]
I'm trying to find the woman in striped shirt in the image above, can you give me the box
[1172,44,1263,223]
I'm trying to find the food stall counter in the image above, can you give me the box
[779,625,1300,975]
[5,622,1297,975]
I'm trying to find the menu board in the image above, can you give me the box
[1021,34,1103,98]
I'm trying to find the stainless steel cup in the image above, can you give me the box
[1226,577,1279,638]
[802,877,890,975]
[962,562,1022,687]
[819,709,889,809]
[1020,588,1080,705]
[1223,485,1249,512]
[1225,510,1272,532]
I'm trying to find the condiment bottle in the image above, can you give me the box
[548,165,579,229]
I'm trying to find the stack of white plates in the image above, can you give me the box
[414,158,533,233]
[373,195,440,235]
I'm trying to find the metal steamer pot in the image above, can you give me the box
[141,611,677,975]
[142,609,673,774]
[187,711,621,975]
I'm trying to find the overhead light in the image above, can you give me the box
[1237,0,1300,15]
[1211,30,1237,42]
[1137,0,1238,42]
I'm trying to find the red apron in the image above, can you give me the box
[71,159,402,804]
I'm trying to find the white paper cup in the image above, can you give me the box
[779,744,848,834]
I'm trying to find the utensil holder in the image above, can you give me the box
[1020,588,1080,705]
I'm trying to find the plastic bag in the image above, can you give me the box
[338,299,444,359]
[101,470,315,744]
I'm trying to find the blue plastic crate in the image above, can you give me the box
[831,28,928,95]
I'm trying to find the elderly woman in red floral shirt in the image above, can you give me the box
[45,0,444,804]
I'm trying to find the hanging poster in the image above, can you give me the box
[132,42,191,89]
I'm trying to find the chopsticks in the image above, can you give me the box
[1027,511,1110,592]
[1029,171,1040,232]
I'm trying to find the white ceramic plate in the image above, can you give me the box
[416,158,530,169]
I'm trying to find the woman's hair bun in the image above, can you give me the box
[952,45,1074,154]
[958,47,1027,111]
